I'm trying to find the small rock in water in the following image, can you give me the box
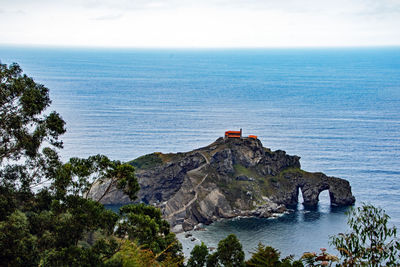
[191,238,196,242]
[185,233,192,238]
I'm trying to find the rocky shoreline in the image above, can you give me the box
[172,201,289,233]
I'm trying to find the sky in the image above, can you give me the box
[0,0,400,48]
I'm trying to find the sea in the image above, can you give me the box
[1,46,400,258]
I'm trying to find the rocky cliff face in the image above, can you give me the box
[90,137,355,232]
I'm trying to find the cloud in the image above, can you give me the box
[76,0,400,13]
[80,0,178,10]
[3,0,400,15]
[15,9,25,15]
[356,0,400,16]
[0,7,26,15]
[91,13,123,20]
[0,0,399,47]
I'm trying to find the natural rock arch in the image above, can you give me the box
[281,174,355,207]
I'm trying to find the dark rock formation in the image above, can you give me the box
[236,175,254,181]
[269,171,355,207]
[89,137,355,232]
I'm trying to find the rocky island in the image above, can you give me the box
[90,137,355,232]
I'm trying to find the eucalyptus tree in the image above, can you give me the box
[0,62,139,266]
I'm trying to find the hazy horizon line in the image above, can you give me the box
[1,43,400,50]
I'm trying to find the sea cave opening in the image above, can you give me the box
[297,187,304,210]
[317,189,331,213]
[318,190,330,205]
[297,187,332,212]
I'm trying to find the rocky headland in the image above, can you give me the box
[90,137,355,232]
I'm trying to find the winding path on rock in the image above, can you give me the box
[166,152,210,219]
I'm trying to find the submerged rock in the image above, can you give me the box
[89,137,355,231]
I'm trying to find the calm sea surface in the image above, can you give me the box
[1,46,400,258]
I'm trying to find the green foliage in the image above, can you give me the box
[269,177,278,184]
[217,234,245,266]
[108,240,158,267]
[39,238,120,267]
[233,164,259,179]
[278,168,307,178]
[0,62,66,200]
[0,195,121,265]
[245,243,304,267]
[0,210,38,266]
[0,62,144,266]
[206,252,219,267]
[187,242,209,267]
[56,155,139,202]
[116,204,184,264]
[0,62,66,163]
[282,258,304,267]
[330,204,400,266]
[208,234,245,267]
[246,243,281,266]
[129,153,163,170]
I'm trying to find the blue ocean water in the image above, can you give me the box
[1,46,400,258]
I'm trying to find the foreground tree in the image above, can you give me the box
[206,234,245,267]
[0,61,66,222]
[246,243,280,266]
[217,234,245,267]
[0,62,65,160]
[116,204,184,265]
[246,243,303,267]
[187,242,209,267]
[0,62,177,266]
[330,204,400,266]
[107,240,159,266]
[55,154,139,203]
